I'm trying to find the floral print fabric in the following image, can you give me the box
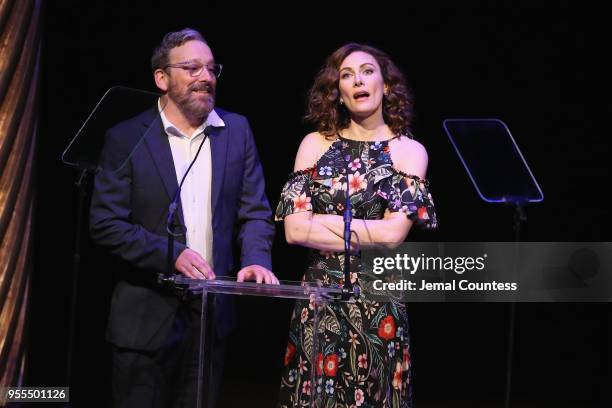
[276,137,437,407]
[275,138,437,228]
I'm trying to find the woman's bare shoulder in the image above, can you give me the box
[389,135,429,178]
[294,132,337,171]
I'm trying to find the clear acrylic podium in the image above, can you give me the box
[166,276,347,407]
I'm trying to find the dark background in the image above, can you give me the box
[31,1,609,407]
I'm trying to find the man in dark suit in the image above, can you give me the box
[90,28,277,407]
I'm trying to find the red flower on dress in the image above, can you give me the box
[392,362,403,390]
[355,388,365,406]
[358,353,368,369]
[378,316,396,340]
[348,158,362,171]
[323,354,339,377]
[417,206,429,220]
[293,193,312,212]
[300,307,309,324]
[284,342,296,366]
[302,380,311,395]
[348,171,367,195]
[316,352,323,375]
[403,346,411,371]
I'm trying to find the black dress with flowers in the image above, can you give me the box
[276,136,437,408]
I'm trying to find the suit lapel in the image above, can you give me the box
[142,110,185,226]
[210,124,229,221]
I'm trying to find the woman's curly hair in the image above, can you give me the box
[305,43,413,139]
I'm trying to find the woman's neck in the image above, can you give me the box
[342,118,392,142]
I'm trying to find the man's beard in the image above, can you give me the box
[169,82,216,124]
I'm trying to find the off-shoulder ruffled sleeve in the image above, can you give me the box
[275,167,316,221]
[380,171,438,229]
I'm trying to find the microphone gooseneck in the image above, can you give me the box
[343,180,353,296]
[342,143,360,300]
[161,125,213,285]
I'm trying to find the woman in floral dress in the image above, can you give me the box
[276,43,437,407]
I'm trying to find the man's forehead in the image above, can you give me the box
[169,40,214,61]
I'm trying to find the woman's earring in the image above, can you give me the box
[339,98,344,105]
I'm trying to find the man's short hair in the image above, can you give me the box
[151,28,207,72]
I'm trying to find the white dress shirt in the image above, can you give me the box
[158,100,225,267]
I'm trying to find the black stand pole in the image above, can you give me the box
[158,203,180,289]
[342,188,353,299]
[158,127,211,289]
[504,199,527,408]
[66,165,95,399]
[341,186,360,300]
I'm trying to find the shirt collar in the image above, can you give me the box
[158,98,225,138]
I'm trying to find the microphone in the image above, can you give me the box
[343,183,353,295]
[342,153,359,300]
[160,125,214,286]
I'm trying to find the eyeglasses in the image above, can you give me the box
[163,62,223,78]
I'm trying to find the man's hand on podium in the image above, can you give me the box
[237,265,279,284]
[175,248,216,280]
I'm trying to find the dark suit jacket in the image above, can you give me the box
[90,106,274,351]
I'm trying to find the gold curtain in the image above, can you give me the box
[0,0,40,388]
